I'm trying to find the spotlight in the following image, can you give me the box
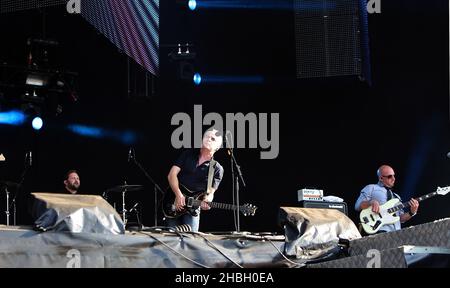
[0,110,26,126]
[32,116,43,131]
[193,73,202,85]
[25,73,49,87]
[188,0,197,11]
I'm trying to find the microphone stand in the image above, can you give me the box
[129,149,165,227]
[226,135,246,233]
[9,152,32,226]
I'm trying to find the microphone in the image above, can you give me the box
[447,152,450,158]
[129,202,139,213]
[28,151,32,166]
[224,130,233,155]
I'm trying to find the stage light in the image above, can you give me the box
[25,73,49,87]
[188,0,197,11]
[193,74,264,84]
[193,73,202,85]
[67,124,138,145]
[67,125,103,138]
[0,110,26,126]
[31,116,43,130]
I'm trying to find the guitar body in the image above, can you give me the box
[162,185,258,219]
[359,199,400,234]
[162,185,206,219]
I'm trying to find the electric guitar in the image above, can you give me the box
[359,186,450,234]
[162,184,257,219]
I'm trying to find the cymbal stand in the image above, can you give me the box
[4,186,10,226]
[122,186,128,226]
[13,197,16,226]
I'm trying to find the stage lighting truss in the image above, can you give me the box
[0,38,78,120]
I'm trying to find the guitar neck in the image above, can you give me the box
[193,199,240,211]
[388,191,438,213]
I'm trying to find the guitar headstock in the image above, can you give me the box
[436,186,450,196]
[240,203,257,216]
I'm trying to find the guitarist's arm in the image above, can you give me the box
[200,188,216,210]
[167,165,185,211]
[355,185,380,213]
[358,200,380,213]
[399,198,419,223]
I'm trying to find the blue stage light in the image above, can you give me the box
[194,74,264,84]
[67,125,103,138]
[0,110,26,126]
[188,0,197,11]
[193,73,202,85]
[67,124,138,145]
[32,117,43,131]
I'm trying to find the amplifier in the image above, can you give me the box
[297,188,323,201]
[300,200,348,216]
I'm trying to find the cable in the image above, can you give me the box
[137,231,210,268]
[263,236,305,268]
[138,227,301,268]
[195,233,243,268]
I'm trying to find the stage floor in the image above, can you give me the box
[0,225,302,268]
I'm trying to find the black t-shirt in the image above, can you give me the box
[174,149,224,192]
[58,188,81,195]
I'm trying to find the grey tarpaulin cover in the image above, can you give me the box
[279,207,361,259]
[31,193,125,234]
[0,226,298,268]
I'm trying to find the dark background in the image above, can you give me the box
[0,0,449,233]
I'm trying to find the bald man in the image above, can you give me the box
[355,165,419,233]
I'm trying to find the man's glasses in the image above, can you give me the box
[382,174,395,179]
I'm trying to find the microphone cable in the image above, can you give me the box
[137,231,210,268]
[195,233,243,268]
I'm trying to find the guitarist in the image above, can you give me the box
[166,129,224,232]
[355,165,419,234]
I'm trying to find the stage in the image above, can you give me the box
[1,0,449,271]
[1,217,449,268]
[0,225,301,268]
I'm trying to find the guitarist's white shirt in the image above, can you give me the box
[355,182,404,232]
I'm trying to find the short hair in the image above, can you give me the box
[65,170,79,180]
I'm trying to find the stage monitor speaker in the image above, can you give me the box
[278,207,361,259]
[31,192,125,235]
[301,200,348,215]
[294,0,371,83]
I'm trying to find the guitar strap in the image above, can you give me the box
[206,158,217,195]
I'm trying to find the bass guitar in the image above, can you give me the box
[162,184,257,219]
[359,186,450,234]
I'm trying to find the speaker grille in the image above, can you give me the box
[294,0,370,80]
[301,200,348,215]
